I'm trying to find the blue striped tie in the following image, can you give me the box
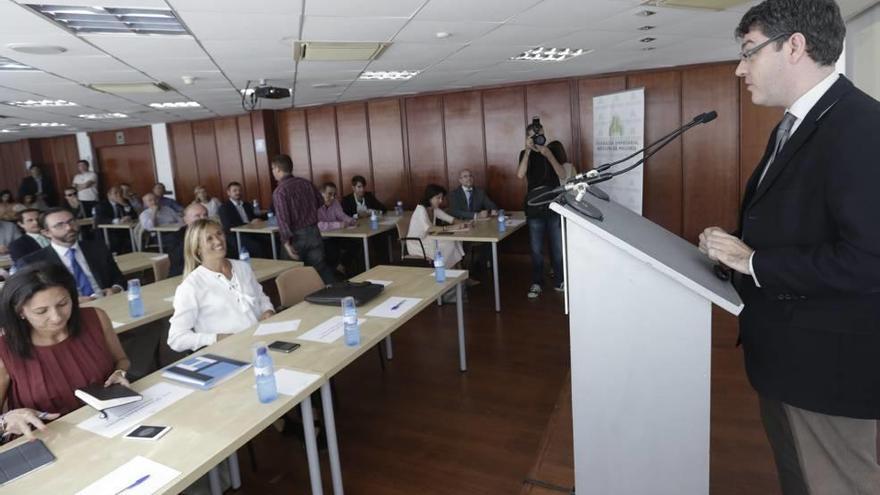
[67,248,94,297]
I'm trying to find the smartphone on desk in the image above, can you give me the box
[268,341,300,353]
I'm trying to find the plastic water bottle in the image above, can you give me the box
[497,209,507,233]
[252,199,261,216]
[369,210,378,230]
[434,241,446,283]
[395,201,403,216]
[342,296,360,347]
[254,345,278,404]
[266,211,276,226]
[239,244,251,265]
[127,279,144,318]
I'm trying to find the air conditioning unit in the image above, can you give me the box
[294,41,389,62]
[641,0,750,10]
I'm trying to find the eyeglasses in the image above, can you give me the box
[739,32,790,62]
[49,218,78,229]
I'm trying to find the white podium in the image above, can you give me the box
[551,196,743,495]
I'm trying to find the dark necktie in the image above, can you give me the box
[758,112,797,186]
[67,247,94,296]
[465,189,473,211]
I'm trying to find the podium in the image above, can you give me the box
[551,196,743,495]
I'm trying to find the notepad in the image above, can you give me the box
[75,383,142,412]
[74,456,179,495]
[254,319,301,337]
[365,297,422,318]
[161,354,250,390]
[299,316,366,344]
[365,279,392,287]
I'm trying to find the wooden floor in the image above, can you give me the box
[233,255,780,494]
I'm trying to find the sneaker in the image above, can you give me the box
[527,284,542,299]
[554,282,565,292]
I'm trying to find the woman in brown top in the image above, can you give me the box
[0,263,130,440]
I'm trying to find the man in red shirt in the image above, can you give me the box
[271,154,335,283]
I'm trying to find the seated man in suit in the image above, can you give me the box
[448,169,499,282]
[218,181,267,258]
[167,202,209,277]
[0,219,21,255]
[8,208,48,265]
[138,193,182,230]
[341,175,387,217]
[94,186,136,254]
[17,165,55,209]
[20,208,125,302]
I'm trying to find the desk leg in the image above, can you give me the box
[227,452,242,489]
[321,383,345,495]
[208,466,222,495]
[387,234,393,263]
[102,228,110,248]
[157,231,164,254]
[270,233,278,259]
[301,396,324,495]
[384,336,393,360]
[457,282,467,372]
[363,238,370,270]
[129,229,138,252]
[492,243,500,313]
[236,232,242,256]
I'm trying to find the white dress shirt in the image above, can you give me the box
[51,241,102,296]
[749,71,840,286]
[232,200,250,223]
[168,259,274,352]
[27,232,49,248]
[354,196,368,215]
[73,171,99,202]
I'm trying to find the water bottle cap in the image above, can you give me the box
[257,347,267,355]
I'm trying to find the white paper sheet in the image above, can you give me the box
[365,279,392,286]
[75,456,180,495]
[429,269,466,278]
[298,316,366,344]
[267,369,321,396]
[162,296,174,303]
[150,255,169,261]
[365,297,423,319]
[254,319,301,336]
[77,383,193,438]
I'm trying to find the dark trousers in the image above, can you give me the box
[293,225,335,284]
[324,238,363,277]
[527,213,563,287]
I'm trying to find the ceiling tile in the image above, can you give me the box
[168,0,304,14]
[178,11,300,40]
[392,19,501,44]
[415,0,542,22]
[301,16,409,42]
[305,0,426,18]
[468,24,579,46]
[510,0,638,28]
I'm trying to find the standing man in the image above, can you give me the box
[448,169,498,220]
[271,154,335,283]
[18,165,56,208]
[8,208,48,265]
[71,159,98,215]
[699,1,880,493]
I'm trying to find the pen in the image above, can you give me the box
[114,474,150,495]
[390,300,405,310]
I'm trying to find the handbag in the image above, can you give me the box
[304,281,384,306]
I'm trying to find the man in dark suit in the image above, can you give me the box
[448,169,498,282]
[340,175,386,217]
[166,202,209,277]
[699,1,880,492]
[218,181,267,258]
[94,186,136,254]
[8,208,48,266]
[21,208,125,301]
[17,165,56,208]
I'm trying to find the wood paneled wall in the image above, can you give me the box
[0,136,77,205]
[167,110,278,207]
[0,140,32,199]
[276,61,782,243]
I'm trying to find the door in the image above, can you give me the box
[96,144,157,199]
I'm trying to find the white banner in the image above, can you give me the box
[592,88,645,214]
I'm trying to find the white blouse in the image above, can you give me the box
[167,259,274,352]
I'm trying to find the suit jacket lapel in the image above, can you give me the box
[80,243,104,289]
[747,76,852,209]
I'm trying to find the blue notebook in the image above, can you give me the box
[161,354,250,390]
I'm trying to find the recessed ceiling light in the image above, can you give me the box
[90,82,170,94]
[511,47,591,62]
[79,113,128,119]
[7,44,67,55]
[18,122,68,127]
[640,37,657,43]
[5,99,77,108]
[24,4,189,36]
[359,71,419,81]
[0,129,19,133]
[638,25,656,31]
[149,101,201,108]
[0,56,37,71]
[435,31,452,39]
[642,47,657,51]
[635,9,657,16]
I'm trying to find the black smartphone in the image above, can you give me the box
[268,341,300,353]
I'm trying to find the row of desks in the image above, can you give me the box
[4,265,467,495]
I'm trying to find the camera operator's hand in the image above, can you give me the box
[524,136,536,152]
[535,144,552,158]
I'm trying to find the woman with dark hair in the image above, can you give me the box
[406,184,469,268]
[0,263,130,440]
[0,189,18,221]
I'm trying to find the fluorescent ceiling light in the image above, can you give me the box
[359,71,420,81]
[25,4,189,36]
[0,56,37,71]
[5,99,77,108]
[0,129,19,133]
[89,82,169,94]
[18,122,68,127]
[149,101,201,108]
[79,113,128,119]
[511,47,591,62]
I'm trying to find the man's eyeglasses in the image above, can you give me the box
[739,32,791,62]
[49,218,78,229]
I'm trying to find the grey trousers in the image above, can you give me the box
[760,397,880,495]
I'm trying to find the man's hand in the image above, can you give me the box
[477,210,489,219]
[0,245,8,255]
[699,227,753,275]
[78,295,95,303]
[284,242,300,261]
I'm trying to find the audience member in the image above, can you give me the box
[63,187,90,219]
[71,159,98,215]
[218,181,267,258]
[317,182,359,276]
[0,263,130,438]
[192,185,221,218]
[448,169,498,220]
[152,183,183,213]
[8,209,48,265]
[0,189,17,221]
[167,219,274,352]
[271,154,335,283]
[0,219,21,255]
[341,175,386,217]
[94,186,136,254]
[14,194,38,214]
[18,165,55,209]
[167,203,209,277]
[20,208,125,302]
[139,192,182,230]
[119,183,142,212]
[406,184,468,269]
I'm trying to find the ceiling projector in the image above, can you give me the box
[254,85,290,99]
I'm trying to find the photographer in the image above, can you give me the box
[516,117,568,299]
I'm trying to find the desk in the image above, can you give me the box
[231,220,279,259]
[84,258,300,334]
[150,223,183,253]
[321,218,399,269]
[428,212,527,312]
[0,265,464,495]
[0,254,10,269]
[97,221,138,253]
[115,251,162,277]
